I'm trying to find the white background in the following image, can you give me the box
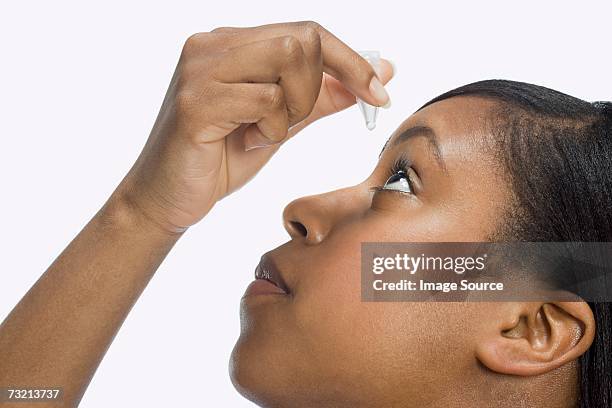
[1,1,611,406]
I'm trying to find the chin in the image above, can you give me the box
[229,334,291,408]
[230,292,304,405]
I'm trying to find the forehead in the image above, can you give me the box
[389,96,497,151]
[382,96,512,240]
[384,95,506,182]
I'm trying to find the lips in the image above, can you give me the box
[253,254,290,295]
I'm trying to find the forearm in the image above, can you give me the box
[0,190,182,407]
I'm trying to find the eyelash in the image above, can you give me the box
[387,155,412,180]
[370,154,415,195]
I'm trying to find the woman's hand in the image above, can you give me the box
[115,21,393,234]
[0,22,395,405]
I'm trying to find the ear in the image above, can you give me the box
[475,302,595,376]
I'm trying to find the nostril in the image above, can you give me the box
[289,220,308,237]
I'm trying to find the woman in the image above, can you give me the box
[0,21,610,407]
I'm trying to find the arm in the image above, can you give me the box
[0,21,392,407]
[0,192,180,406]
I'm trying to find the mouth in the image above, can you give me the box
[244,253,290,297]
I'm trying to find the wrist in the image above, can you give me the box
[101,186,188,240]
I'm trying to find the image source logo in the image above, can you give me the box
[361,242,612,302]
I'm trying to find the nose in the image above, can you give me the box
[282,186,368,245]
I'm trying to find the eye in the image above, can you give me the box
[370,155,418,197]
[383,170,413,193]
[378,155,415,194]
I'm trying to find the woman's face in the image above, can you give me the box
[230,96,515,407]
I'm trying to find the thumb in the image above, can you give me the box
[308,58,394,123]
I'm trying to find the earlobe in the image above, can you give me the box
[476,302,595,376]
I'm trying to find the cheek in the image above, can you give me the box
[291,224,438,382]
[370,197,498,242]
[292,217,487,383]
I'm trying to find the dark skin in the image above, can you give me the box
[0,21,595,408]
[232,96,595,407]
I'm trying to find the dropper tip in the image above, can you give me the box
[366,120,376,131]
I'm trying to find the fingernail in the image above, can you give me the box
[244,129,275,151]
[369,76,390,106]
[382,98,392,109]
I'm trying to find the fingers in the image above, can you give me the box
[309,23,390,107]
[311,59,395,121]
[281,59,394,142]
[209,36,322,126]
[177,21,392,151]
[205,21,390,107]
[179,83,289,145]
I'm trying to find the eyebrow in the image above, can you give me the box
[379,125,447,172]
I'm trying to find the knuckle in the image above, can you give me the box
[182,32,217,57]
[287,97,314,123]
[177,49,221,84]
[343,53,373,85]
[300,20,322,32]
[182,33,215,57]
[262,125,286,142]
[301,24,320,49]
[211,26,233,33]
[278,36,303,62]
[260,85,285,108]
[289,105,310,124]
[176,61,208,87]
[270,117,290,140]
[183,33,204,53]
[358,55,377,81]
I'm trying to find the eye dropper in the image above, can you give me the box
[357,50,381,131]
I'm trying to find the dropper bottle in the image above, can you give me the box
[357,50,381,130]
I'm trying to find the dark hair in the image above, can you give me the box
[419,80,612,407]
